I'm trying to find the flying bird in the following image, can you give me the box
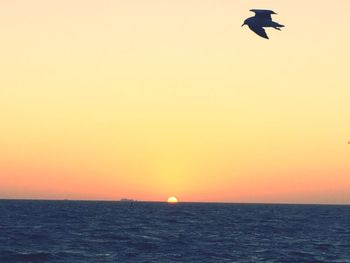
[242,9,284,39]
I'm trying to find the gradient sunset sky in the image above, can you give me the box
[1,1,349,203]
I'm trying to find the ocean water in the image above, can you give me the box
[0,200,349,263]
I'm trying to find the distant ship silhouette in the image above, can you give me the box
[119,198,137,202]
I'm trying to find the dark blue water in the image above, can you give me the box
[1,200,350,263]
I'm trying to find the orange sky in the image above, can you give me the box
[1,1,349,203]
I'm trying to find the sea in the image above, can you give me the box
[0,200,350,263]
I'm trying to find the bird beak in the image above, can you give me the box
[241,23,245,27]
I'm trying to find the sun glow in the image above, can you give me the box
[167,197,178,204]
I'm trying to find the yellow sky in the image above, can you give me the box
[1,1,349,203]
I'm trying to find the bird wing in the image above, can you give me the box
[250,9,276,21]
[248,25,269,39]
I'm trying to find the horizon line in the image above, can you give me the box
[0,198,349,206]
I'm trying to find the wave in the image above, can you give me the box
[0,251,53,262]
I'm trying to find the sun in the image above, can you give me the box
[167,196,178,204]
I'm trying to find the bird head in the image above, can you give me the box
[241,19,248,27]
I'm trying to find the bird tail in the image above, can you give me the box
[273,23,285,31]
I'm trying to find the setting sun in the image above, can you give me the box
[167,197,178,204]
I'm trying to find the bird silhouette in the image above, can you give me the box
[242,9,284,39]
